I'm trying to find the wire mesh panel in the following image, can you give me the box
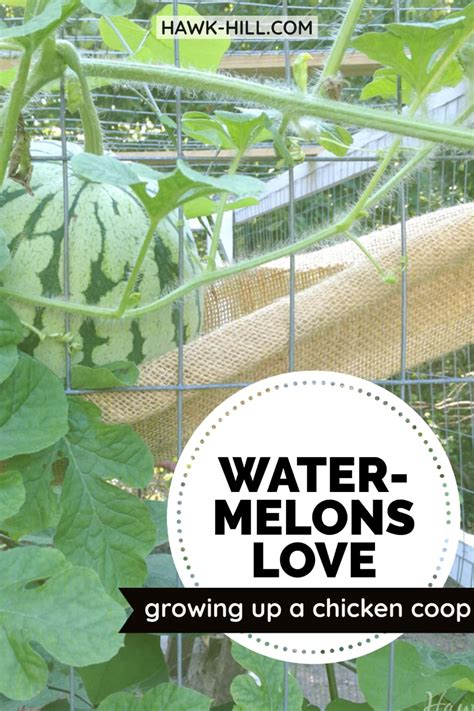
[1,0,473,708]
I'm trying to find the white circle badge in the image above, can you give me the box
[168,372,460,663]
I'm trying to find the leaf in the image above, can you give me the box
[0,547,124,701]
[0,345,18,386]
[61,398,153,487]
[71,360,139,389]
[358,640,474,711]
[71,152,162,187]
[0,301,23,384]
[0,229,12,272]
[0,301,22,349]
[97,683,212,710]
[142,160,264,220]
[230,642,304,711]
[54,398,156,600]
[184,195,259,219]
[0,0,71,41]
[0,355,68,459]
[82,0,136,17]
[182,112,234,149]
[293,52,313,93]
[0,470,25,521]
[214,110,273,153]
[151,4,229,71]
[319,124,353,157]
[72,154,264,221]
[2,448,60,539]
[303,699,321,710]
[99,15,163,64]
[326,702,371,711]
[146,554,177,588]
[360,68,412,102]
[353,9,473,99]
[78,634,168,704]
[144,499,168,546]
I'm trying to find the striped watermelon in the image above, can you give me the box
[0,142,203,378]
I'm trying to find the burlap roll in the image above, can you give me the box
[87,203,474,459]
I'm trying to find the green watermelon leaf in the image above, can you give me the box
[360,68,412,102]
[319,124,353,156]
[71,152,162,187]
[151,4,229,71]
[82,0,135,17]
[182,110,273,153]
[0,355,68,459]
[182,112,234,149]
[0,302,23,348]
[184,195,259,219]
[230,642,304,711]
[0,547,124,701]
[326,702,372,711]
[214,110,274,152]
[71,360,140,389]
[78,634,168,704]
[100,8,229,70]
[353,7,474,99]
[0,0,74,41]
[0,344,18,385]
[144,499,168,546]
[71,154,264,220]
[99,15,147,53]
[0,470,25,521]
[2,448,60,540]
[97,683,212,710]
[60,398,153,487]
[145,553,177,588]
[0,302,23,383]
[54,398,155,600]
[0,230,12,273]
[140,160,265,220]
[358,640,474,711]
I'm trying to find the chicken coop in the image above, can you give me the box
[0,0,473,708]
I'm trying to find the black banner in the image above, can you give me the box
[120,588,474,633]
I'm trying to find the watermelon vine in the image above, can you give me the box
[0,0,473,707]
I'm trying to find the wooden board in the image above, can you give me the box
[1,50,378,77]
[118,145,323,164]
[220,50,379,76]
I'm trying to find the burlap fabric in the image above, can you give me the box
[88,203,474,459]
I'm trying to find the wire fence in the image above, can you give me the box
[6,0,472,706]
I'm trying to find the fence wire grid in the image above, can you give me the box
[5,0,473,707]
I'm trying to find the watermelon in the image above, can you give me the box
[0,141,203,378]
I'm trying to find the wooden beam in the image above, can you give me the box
[1,49,378,78]
[118,145,323,164]
[219,50,379,76]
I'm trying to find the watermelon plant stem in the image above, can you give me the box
[326,663,339,700]
[0,48,32,187]
[206,149,244,271]
[115,215,161,317]
[82,60,474,149]
[314,0,365,94]
[56,40,103,155]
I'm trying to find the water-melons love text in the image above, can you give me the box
[215,456,414,579]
